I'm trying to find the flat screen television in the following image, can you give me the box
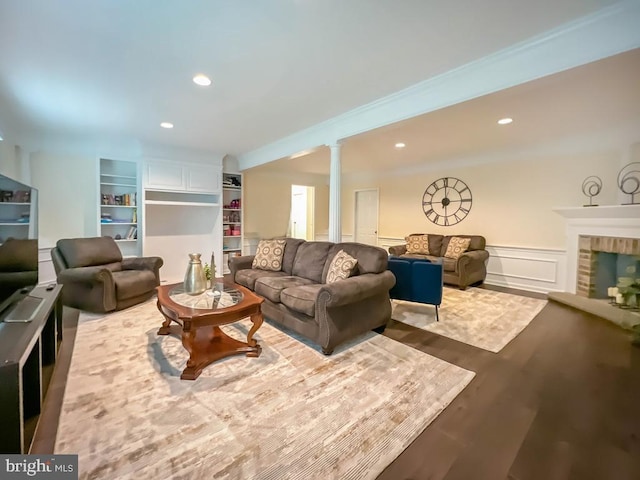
[0,173,41,322]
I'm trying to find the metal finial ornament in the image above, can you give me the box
[617,162,640,205]
[581,176,602,207]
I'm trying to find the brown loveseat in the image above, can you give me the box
[229,238,396,355]
[389,234,489,289]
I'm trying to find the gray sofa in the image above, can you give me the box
[229,238,396,354]
[389,234,489,289]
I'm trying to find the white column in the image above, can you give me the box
[328,142,342,243]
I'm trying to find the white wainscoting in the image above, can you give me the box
[38,247,57,286]
[485,245,566,294]
[379,236,566,294]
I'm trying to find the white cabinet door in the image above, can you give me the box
[145,161,185,191]
[186,164,220,193]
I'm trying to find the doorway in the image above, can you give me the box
[290,185,315,240]
[354,188,379,246]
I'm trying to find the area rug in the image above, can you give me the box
[392,287,547,352]
[55,299,475,480]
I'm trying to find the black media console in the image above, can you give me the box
[0,284,63,453]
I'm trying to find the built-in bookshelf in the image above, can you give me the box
[222,172,243,273]
[0,176,36,244]
[99,158,140,257]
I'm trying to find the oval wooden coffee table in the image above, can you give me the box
[156,281,264,380]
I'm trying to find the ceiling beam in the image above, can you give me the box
[238,0,640,171]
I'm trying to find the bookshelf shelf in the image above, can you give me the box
[99,158,140,257]
[222,172,243,274]
[144,200,219,207]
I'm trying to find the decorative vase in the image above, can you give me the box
[184,253,207,295]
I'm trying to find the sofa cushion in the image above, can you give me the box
[292,242,334,283]
[252,239,286,271]
[113,270,157,301]
[404,233,445,257]
[254,276,315,303]
[236,269,288,290]
[57,236,123,268]
[280,284,324,317]
[398,254,455,272]
[322,243,388,282]
[444,237,471,259]
[442,235,486,253]
[326,250,358,284]
[278,237,306,275]
[405,234,430,254]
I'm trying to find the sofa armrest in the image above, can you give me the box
[317,271,396,308]
[57,265,114,285]
[122,256,163,271]
[122,256,164,284]
[457,249,489,268]
[229,255,255,279]
[388,245,407,256]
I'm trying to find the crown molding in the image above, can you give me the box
[238,1,640,171]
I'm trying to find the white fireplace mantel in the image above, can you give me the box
[553,204,640,220]
[553,204,640,293]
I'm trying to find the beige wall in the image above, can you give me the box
[245,147,627,249]
[342,149,621,249]
[244,171,329,240]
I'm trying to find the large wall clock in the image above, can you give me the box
[422,177,472,226]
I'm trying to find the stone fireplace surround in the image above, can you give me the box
[550,204,640,329]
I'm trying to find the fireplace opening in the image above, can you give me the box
[577,235,640,301]
[593,252,639,299]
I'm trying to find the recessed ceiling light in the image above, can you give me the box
[193,74,212,86]
[395,142,406,148]
[497,117,513,125]
[160,122,174,129]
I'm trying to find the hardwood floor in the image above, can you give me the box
[31,286,640,479]
[379,286,640,480]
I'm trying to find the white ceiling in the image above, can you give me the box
[0,0,626,159]
[251,48,640,175]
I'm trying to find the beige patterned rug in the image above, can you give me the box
[55,299,475,480]
[392,287,547,352]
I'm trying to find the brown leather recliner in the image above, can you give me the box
[51,236,163,313]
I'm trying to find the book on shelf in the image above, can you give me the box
[101,192,137,206]
[126,226,137,240]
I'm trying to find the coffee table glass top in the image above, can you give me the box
[169,282,243,310]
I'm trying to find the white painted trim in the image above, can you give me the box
[552,205,640,293]
[485,245,567,294]
[238,1,640,170]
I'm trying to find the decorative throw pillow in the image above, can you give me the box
[405,234,430,255]
[252,239,286,271]
[444,237,471,259]
[326,250,358,284]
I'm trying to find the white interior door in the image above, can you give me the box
[291,185,307,239]
[354,189,379,246]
